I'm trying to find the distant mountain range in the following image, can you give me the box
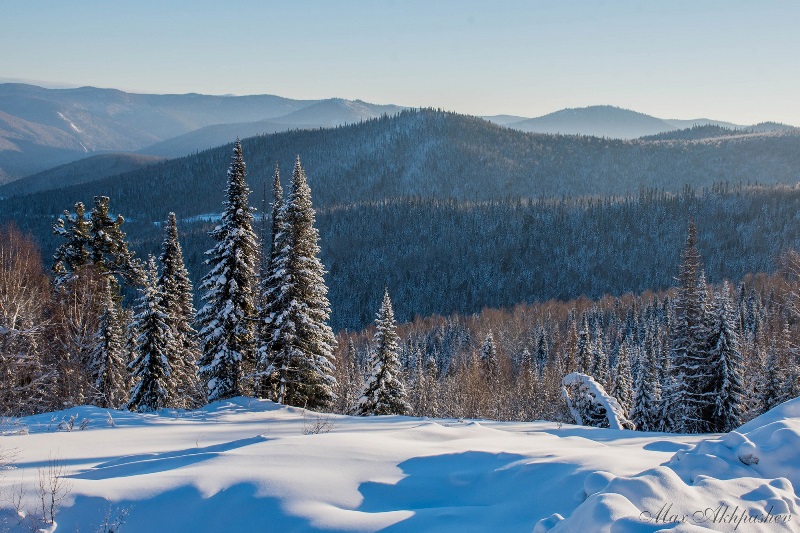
[0,84,403,181]
[483,105,791,139]
[0,84,795,186]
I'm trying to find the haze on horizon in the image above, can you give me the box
[1,0,799,126]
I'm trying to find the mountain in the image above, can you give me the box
[504,105,790,139]
[0,152,164,197]
[481,114,531,126]
[2,84,407,181]
[138,98,407,158]
[3,109,799,212]
[266,98,405,127]
[508,105,676,138]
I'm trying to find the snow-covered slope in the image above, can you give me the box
[1,398,798,532]
[541,398,800,532]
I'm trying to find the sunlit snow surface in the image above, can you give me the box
[1,397,798,532]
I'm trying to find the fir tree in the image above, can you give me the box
[255,164,286,398]
[630,344,659,432]
[591,326,609,387]
[355,289,410,415]
[535,327,548,378]
[759,349,785,413]
[708,284,745,432]
[88,278,128,408]
[265,156,337,408]
[576,312,592,374]
[480,331,498,379]
[610,341,634,417]
[667,221,712,433]
[127,257,173,412]
[52,201,92,286]
[158,213,201,408]
[196,141,260,402]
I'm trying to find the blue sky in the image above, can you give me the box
[2,0,799,124]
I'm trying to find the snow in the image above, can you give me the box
[1,397,798,531]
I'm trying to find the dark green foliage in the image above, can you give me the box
[196,141,259,402]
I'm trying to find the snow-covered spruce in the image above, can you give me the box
[255,163,286,400]
[88,277,128,409]
[196,141,259,402]
[127,256,173,412]
[561,372,635,430]
[158,212,202,408]
[257,156,337,409]
[355,289,410,416]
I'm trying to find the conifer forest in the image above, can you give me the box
[2,131,799,434]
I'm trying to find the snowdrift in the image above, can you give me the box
[539,397,800,532]
[0,397,797,532]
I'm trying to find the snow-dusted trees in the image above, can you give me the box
[355,289,410,415]
[197,141,259,402]
[562,372,634,430]
[576,313,591,374]
[258,156,337,409]
[708,284,745,432]
[0,224,55,416]
[127,257,173,412]
[88,278,128,408]
[158,213,201,408]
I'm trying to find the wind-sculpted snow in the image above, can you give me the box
[1,397,797,531]
[538,397,800,532]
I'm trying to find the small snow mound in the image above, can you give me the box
[583,470,616,498]
[533,512,564,532]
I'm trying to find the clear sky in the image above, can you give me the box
[2,0,799,124]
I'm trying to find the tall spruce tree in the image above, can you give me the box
[159,213,201,408]
[708,284,745,432]
[255,164,287,398]
[667,221,712,433]
[196,141,259,402]
[355,289,410,415]
[88,278,128,408]
[127,257,173,412]
[480,331,498,379]
[610,341,634,417]
[265,156,337,408]
[576,312,592,374]
[631,345,659,432]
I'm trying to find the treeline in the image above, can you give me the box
[332,241,799,431]
[13,182,800,333]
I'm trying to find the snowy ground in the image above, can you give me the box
[1,398,798,532]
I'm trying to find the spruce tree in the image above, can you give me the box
[759,349,785,413]
[480,331,498,379]
[610,342,633,417]
[88,278,128,408]
[127,257,173,412]
[708,284,745,432]
[631,345,659,432]
[266,156,337,408]
[158,213,201,408]
[255,164,286,398]
[535,327,548,378]
[576,312,591,374]
[355,289,410,415]
[196,141,259,402]
[667,221,712,433]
